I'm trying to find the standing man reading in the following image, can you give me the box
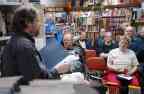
[1,5,48,85]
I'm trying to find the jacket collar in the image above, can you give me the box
[14,31,35,43]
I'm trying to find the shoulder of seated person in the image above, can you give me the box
[128,49,136,55]
[109,48,118,53]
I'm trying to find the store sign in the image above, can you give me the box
[40,0,66,7]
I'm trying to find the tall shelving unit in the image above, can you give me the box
[81,1,141,34]
[0,0,44,48]
[0,1,22,57]
[74,0,142,48]
[100,4,140,39]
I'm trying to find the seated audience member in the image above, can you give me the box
[1,5,49,85]
[76,31,92,49]
[96,28,106,48]
[130,27,144,55]
[95,32,117,58]
[124,26,137,50]
[49,32,83,78]
[134,27,144,94]
[104,35,140,94]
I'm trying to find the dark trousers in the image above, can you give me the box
[118,76,130,94]
[120,80,130,94]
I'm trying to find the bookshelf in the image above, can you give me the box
[75,0,142,46]
[104,3,141,9]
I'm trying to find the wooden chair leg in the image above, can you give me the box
[128,85,141,94]
[107,86,120,94]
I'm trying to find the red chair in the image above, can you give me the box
[85,57,120,94]
[84,49,97,61]
[84,57,107,93]
[85,56,106,79]
[85,57,106,71]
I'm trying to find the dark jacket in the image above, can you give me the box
[95,40,118,56]
[75,39,92,49]
[130,35,144,63]
[84,39,92,49]
[1,32,45,84]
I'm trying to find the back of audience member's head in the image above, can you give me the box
[12,5,40,36]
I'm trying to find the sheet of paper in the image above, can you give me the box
[117,74,132,80]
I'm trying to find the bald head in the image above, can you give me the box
[63,32,73,41]
[104,32,112,43]
[124,26,135,38]
[63,32,73,49]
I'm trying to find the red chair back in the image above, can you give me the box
[86,57,106,71]
[85,49,97,59]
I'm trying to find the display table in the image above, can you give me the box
[18,80,97,94]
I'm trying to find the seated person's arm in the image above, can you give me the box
[128,66,137,75]
[128,53,139,75]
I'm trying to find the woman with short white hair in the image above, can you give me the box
[103,35,140,94]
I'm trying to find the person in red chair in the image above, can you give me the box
[104,35,140,94]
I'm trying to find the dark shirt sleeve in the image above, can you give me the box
[86,39,92,49]
[16,44,42,84]
[95,39,103,56]
[137,49,144,63]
